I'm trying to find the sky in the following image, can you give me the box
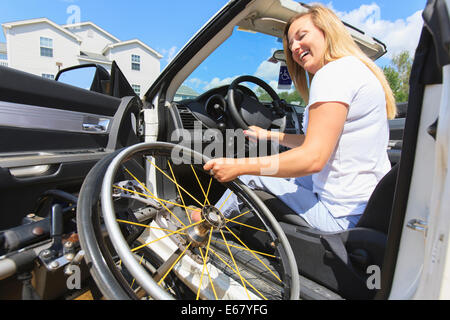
[1,0,427,93]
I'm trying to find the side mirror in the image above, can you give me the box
[55,64,111,95]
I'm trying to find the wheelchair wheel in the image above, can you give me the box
[77,142,299,300]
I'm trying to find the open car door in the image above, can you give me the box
[0,62,142,231]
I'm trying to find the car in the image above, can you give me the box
[0,0,449,301]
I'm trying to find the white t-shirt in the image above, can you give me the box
[303,56,391,218]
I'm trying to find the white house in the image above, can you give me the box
[1,18,163,98]
[103,39,163,97]
[0,42,8,67]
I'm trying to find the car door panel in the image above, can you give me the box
[0,66,140,230]
[0,161,98,229]
[0,66,120,116]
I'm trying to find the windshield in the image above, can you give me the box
[175,26,305,106]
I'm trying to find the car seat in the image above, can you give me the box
[250,163,399,299]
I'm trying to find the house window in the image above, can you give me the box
[42,73,55,80]
[132,84,141,95]
[40,37,53,57]
[0,53,7,60]
[131,54,140,71]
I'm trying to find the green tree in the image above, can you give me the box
[286,90,304,105]
[255,87,271,102]
[256,87,305,105]
[383,50,412,103]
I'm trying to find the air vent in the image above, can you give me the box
[176,105,205,129]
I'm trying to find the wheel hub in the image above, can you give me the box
[187,205,225,247]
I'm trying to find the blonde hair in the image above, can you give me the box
[283,4,396,119]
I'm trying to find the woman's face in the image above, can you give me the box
[287,14,327,74]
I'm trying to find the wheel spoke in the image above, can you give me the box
[167,160,191,224]
[224,218,267,233]
[196,227,214,300]
[146,158,204,207]
[131,219,205,253]
[223,208,267,233]
[226,210,251,222]
[130,255,145,289]
[191,165,210,206]
[124,167,186,227]
[224,226,281,283]
[116,219,187,235]
[210,239,275,258]
[218,190,234,211]
[209,248,268,300]
[199,247,218,300]
[153,249,182,283]
[157,242,192,286]
[204,177,213,207]
[219,230,251,300]
[113,185,200,214]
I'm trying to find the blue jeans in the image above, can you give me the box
[216,175,361,232]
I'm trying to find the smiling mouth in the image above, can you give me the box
[300,51,310,60]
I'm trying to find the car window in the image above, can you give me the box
[175,26,304,106]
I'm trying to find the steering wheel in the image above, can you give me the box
[227,75,287,132]
[77,142,299,300]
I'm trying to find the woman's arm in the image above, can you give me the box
[205,101,348,182]
[244,126,305,149]
[277,132,306,149]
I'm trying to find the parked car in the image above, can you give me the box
[0,0,449,301]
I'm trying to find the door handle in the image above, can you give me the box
[82,118,110,133]
[82,123,106,132]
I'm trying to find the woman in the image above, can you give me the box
[198,4,396,232]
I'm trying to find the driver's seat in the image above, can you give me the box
[252,164,399,299]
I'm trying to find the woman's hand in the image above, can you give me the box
[203,158,243,183]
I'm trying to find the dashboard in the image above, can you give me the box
[171,85,303,135]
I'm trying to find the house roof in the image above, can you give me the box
[63,21,120,43]
[79,51,111,64]
[103,39,163,59]
[2,18,161,61]
[2,18,82,43]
